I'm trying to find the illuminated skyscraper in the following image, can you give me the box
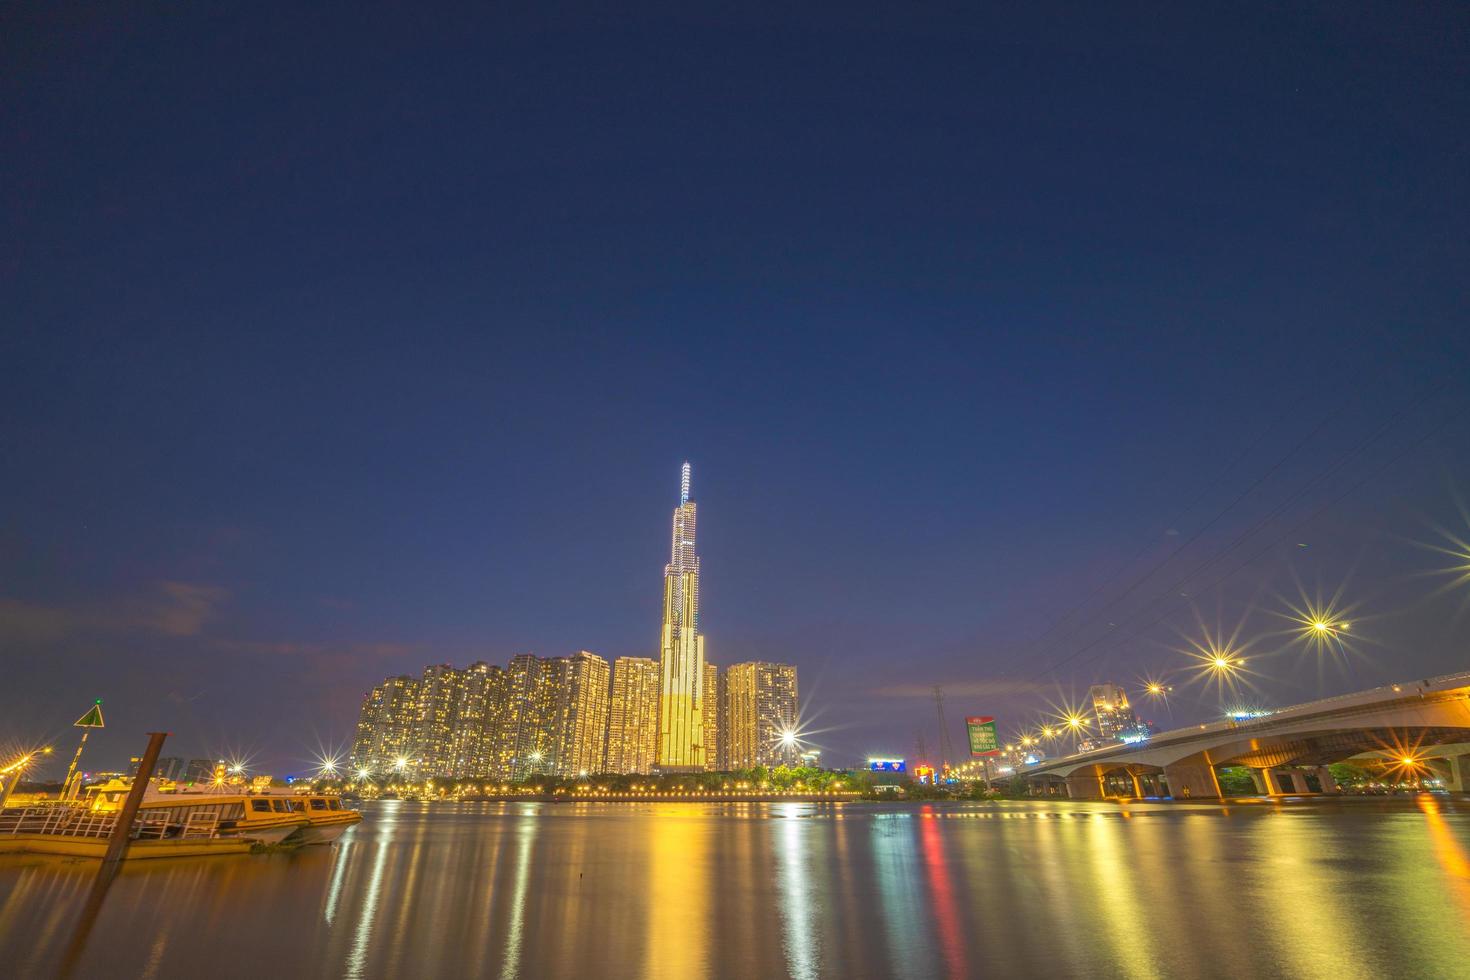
[1089,683,1140,742]
[725,662,799,768]
[554,650,611,776]
[658,461,706,771]
[607,656,661,774]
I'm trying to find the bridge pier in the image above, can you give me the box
[1447,755,1470,792]
[1313,766,1340,794]
[1162,760,1222,799]
[1065,770,1103,800]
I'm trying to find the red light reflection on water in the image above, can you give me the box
[917,806,967,978]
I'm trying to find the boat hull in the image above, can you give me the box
[226,820,308,845]
[288,815,361,845]
[0,835,252,860]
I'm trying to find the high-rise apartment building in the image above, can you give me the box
[450,661,505,779]
[725,662,799,768]
[715,666,730,771]
[555,651,611,776]
[352,653,616,782]
[500,653,564,779]
[1089,683,1140,742]
[606,656,661,774]
[658,462,706,771]
[702,661,720,772]
[417,664,464,778]
[350,674,422,775]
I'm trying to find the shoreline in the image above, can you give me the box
[357,790,1468,807]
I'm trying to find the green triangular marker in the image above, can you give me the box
[74,700,105,728]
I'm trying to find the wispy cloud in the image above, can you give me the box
[0,580,229,642]
[872,679,1053,699]
[207,638,416,661]
[150,582,228,636]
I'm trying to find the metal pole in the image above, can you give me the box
[63,731,90,800]
[98,732,168,870]
[0,767,24,809]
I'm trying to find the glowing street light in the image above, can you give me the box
[0,751,42,809]
[1144,680,1172,698]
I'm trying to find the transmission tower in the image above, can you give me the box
[933,684,956,769]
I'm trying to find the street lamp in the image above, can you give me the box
[0,749,50,808]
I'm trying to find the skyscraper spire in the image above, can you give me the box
[659,460,706,771]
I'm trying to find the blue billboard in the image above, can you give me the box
[868,758,906,772]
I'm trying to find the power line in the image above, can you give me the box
[999,399,1349,679]
[1025,401,1459,687]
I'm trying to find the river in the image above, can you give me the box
[2,798,1468,978]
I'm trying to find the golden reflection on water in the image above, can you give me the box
[644,805,709,980]
[1247,810,1381,979]
[1084,812,1160,980]
[498,809,538,980]
[1418,795,1470,917]
[4,800,1470,978]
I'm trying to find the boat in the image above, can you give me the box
[256,792,363,844]
[0,802,252,859]
[84,779,311,845]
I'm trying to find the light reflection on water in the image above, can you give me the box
[2,799,1469,979]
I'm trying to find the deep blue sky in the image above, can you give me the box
[3,5,1469,773]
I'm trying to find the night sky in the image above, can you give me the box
[4,5,1469,774]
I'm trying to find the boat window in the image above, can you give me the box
[310,798,327,810]
[271,799,291,812]
[327,799,341,810]
[251,800,271,812]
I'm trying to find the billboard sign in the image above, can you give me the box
[966,716,1000,757]
[868,758,906,773]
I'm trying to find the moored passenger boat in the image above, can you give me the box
[0,801,252,859]
[257,793,362,844]
[84,779,312,845]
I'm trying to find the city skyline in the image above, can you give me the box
[3,7,1469,777]
[344,466,803,782]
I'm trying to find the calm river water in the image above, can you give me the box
[2,798,1469,979]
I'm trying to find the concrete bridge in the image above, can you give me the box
[1017,671,1470,800]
